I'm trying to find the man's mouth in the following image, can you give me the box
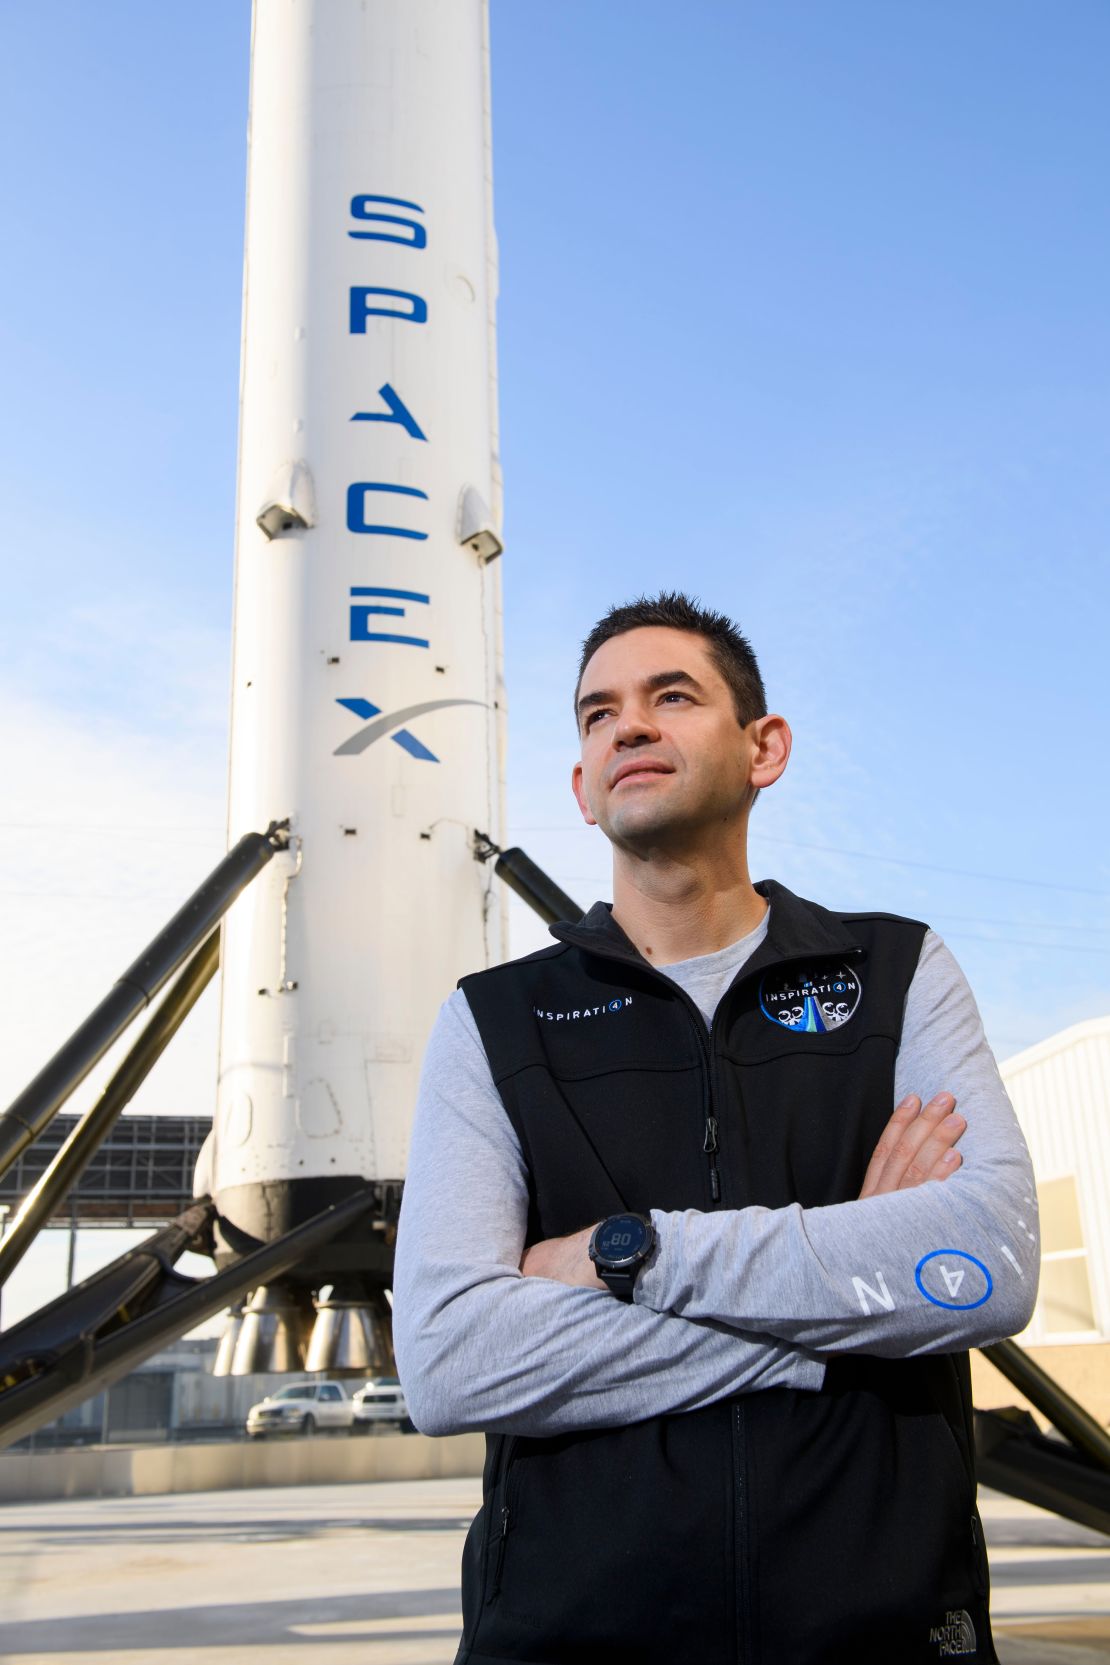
[610,763,673,789]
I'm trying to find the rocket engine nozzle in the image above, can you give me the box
[305,1286,396,1376]
[221,1283,315,1376]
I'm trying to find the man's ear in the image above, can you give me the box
[571,761,598,826]
[748,715,792,792]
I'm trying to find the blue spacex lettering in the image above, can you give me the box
[351,383,426,441]
[349,194,426,248]
[346,482,428,539]
[350,587,429,648]
[345,187,433,669]
[349,286,427,329]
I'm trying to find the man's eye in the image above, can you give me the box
[660,692,688,704]
[584,709,611,729]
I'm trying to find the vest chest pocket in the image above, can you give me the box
[723,1003,883,1067]
[725,1042,901,1209]
[722,951,911,1068]
[533,999,700,1080]
[516,1063,714,1220]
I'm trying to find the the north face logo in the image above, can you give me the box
[929,1609,977,1656]
[533,996,633,1022]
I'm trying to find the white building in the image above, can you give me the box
[973,1015,1110,1423]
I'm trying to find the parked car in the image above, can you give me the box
[245,1380,354,1438]
[351,1377,415,1432]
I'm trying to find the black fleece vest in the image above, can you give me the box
[454,881,995,1665]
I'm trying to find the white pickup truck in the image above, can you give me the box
[245,1380,355,1437]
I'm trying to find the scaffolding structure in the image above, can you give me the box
[0,1114,208,1228]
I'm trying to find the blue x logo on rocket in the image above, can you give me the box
[333,696,486,761]
[335,699,438,760]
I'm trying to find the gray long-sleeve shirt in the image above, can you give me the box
[392,914,1039,1438]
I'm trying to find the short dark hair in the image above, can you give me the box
[575,591,767,730]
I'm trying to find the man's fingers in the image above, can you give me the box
[858,1095,920,1197]
[859,1092,964,1198]
[897,1111,966,1188]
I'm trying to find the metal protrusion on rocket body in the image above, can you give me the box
[255,459,317,540]
[457,484,504,561]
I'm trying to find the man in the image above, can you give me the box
[394,592,1038,1665]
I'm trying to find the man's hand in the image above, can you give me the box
[520,1225,604,1288]
[858,1093,965,1199]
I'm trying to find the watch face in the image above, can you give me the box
[595,1213,650,1267]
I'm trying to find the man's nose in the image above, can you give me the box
[612,703,659,746]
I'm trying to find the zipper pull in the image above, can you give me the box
[703,1117,722,1201]
[489,1503,512,1601]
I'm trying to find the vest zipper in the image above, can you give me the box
[600,965,725,1208]
[652,979,723,1208]
[490,1502,511,1598]
[684,1004,721,1206]
[486,1436,518,1604]
[733,1402,753,1663]
[605,942,859,1207]
[703,1114,721,1201]
[551,932,824,1210]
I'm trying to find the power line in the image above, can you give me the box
[0,823,223,835]
[10,819,1109,900]
[941,932,1110,958]
[751,835,1110,897]
[0,890,193,901]
[514,883,1110,938]
[509,878,1110,956]
[930,911,1110,936]
[506,826,1110,899]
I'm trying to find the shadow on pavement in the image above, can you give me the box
[990,1553,1110,1588]
[0,1587,463,1654]
[10,1516,472,1549]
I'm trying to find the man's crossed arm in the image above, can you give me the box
[627,940,1040,1355]
[393,939,1039,1437]
[521,1088,968,1287]
[393,990,824,1437]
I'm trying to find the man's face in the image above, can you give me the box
[571,626,764,851]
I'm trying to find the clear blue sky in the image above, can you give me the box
[2,1,1109,1317]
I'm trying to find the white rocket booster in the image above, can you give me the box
[204,0,505,1360]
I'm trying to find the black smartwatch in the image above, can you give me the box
[588,1212,656,1300]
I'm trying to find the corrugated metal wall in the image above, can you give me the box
[1000,1017,1110,1342]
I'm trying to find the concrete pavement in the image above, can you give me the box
[979,1489,1110,1662]
[0,1480,1106,1662]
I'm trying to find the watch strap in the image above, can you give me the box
[598,1267,638,1302]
